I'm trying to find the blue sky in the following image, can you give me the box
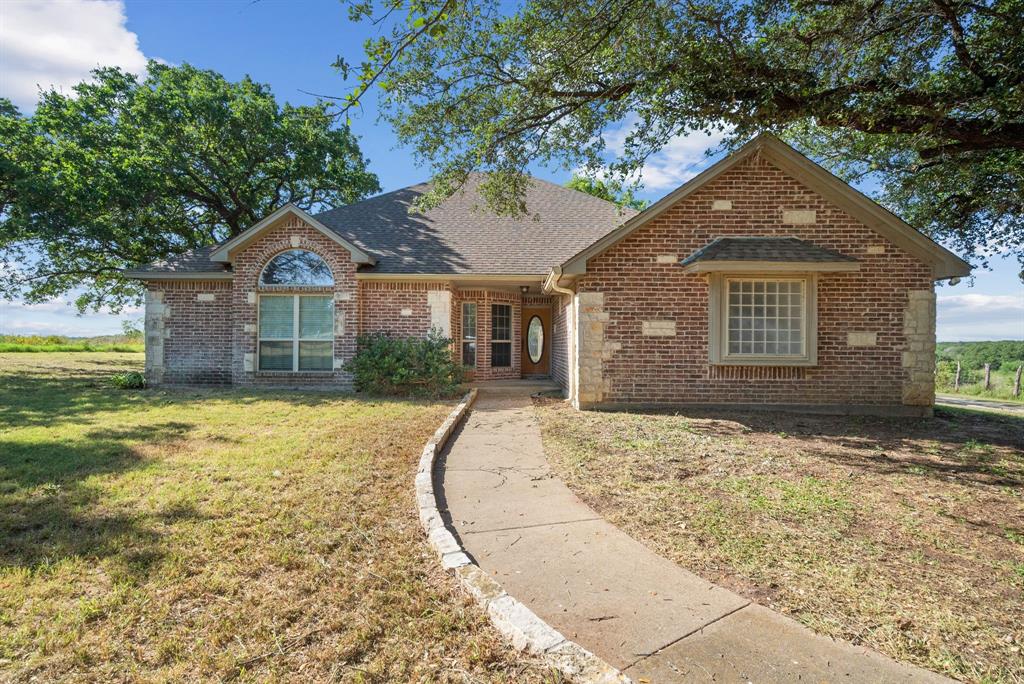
[0,0,1021,341]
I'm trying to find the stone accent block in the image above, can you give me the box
[641,320,676,337]
[712,199,732,210]
[486,595,566,653]
[847,332,878,347]
[782,209,816,224]
[655,254,677,264]
[546,641,632,683]
[441,551,472,569]
[455,564,507,605]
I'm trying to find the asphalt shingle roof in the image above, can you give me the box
[679,237,858,267]
[130,244,230,275]
[132,175,636,276]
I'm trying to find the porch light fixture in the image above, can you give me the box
[520,285,530,294]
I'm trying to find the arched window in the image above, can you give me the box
[260,249,333,287]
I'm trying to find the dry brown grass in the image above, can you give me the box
[0,353,554,682]
[535,398,1024,684]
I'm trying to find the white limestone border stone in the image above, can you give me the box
[415,388,630,684]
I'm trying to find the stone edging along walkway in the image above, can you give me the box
[414,389,630,684]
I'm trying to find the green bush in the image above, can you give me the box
[347,330,464,398]
[109,371,146,390]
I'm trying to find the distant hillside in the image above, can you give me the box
[936,340,1024,370]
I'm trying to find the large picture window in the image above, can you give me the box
[461,302,477,367]
[259,295,334,371]
[490,304,512,367]
[710,275,817,366]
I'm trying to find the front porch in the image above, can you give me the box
[357,275,569,388]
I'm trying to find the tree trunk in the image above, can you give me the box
[954,361,961,392]
[1014,365,1022,398]
[984,363,991,390]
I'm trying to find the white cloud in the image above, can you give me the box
[0,296,141,337]
[599,117,728,191]
[938,293,1024,341]
[0,0,148,111]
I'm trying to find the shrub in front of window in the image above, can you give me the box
[346,329,464,397]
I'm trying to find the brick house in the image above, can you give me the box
[126,135,970,415]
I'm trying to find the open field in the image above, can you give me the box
[0,335,144,353]
[0,353,550,682]
[535,398,1024,683]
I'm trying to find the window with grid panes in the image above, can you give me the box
[725,278,806,358]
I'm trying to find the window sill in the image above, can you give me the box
[255,371,337,377]
[712,357,817,368]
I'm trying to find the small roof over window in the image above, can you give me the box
[679,237,860,274]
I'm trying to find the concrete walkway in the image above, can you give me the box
[438,384,952,683]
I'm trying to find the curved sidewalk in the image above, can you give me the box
[437,384,951,683]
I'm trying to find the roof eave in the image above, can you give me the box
[123,270,234,281]
[679,260,861,274]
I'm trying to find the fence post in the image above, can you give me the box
[954,361,961,392]
[1015,365,1022,398]
[984,363,991,390]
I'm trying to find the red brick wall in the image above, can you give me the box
[230,217,359,387]
[146,280,233,384]
[550,294,570,390]
[359,281,447,337]
[452,289,522,381]
[576,154,934,407]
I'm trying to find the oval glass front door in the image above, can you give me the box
[527,315,544,364]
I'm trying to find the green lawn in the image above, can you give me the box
[536,398,1024,684]
[0,353,549,682]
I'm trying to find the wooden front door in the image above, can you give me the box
[521,307,551,376]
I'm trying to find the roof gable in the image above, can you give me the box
[557,135,971,280]
[208,204,376,265]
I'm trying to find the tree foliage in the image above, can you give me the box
[565,174,647,210]
[343,0,1023,272]
[936,340,1024,370]
[0,62,380,311]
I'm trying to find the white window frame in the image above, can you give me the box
[461,302,477,368]
[708,273,818,366]
[257,294,335,372]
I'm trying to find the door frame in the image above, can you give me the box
[520,305,551,376]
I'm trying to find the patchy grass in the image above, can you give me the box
[0,334,144,353]
[535,398,1024,684]
[0,353,551,682]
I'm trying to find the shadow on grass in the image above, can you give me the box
[0,364,350,430]
[0,420,200,576]
[563,401,1024,490]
